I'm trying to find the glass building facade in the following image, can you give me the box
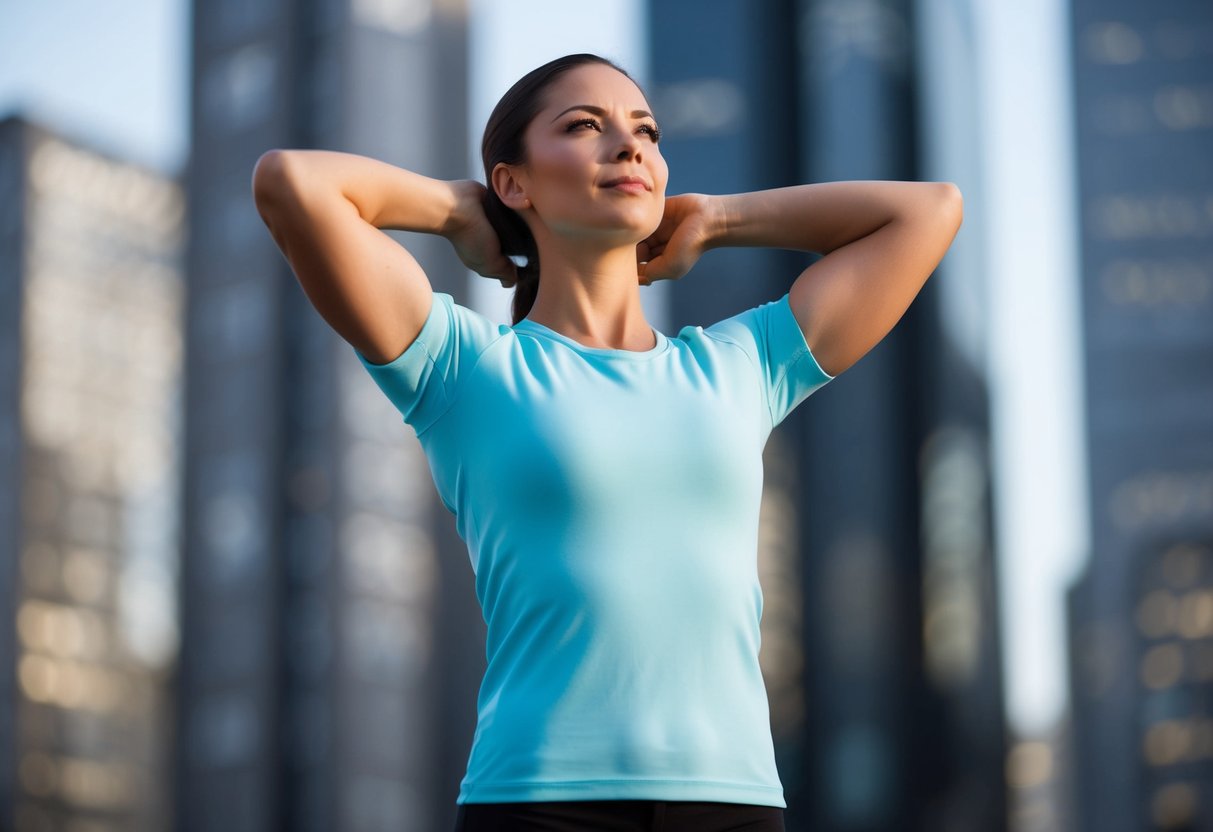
[179,2,477,831]
[1065,2,1213,830]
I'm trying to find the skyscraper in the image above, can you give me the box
[0,113,184,832]
[1065,3,1213,830]
[179,3,476,830]
[646,1,1005,829]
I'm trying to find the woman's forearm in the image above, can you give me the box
[253,149,475,235]
[707,180,957,255]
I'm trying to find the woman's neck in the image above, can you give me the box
[523,239,654,351]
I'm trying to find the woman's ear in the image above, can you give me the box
[492,163,530,211]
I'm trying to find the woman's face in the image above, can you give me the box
[500,63,668,245]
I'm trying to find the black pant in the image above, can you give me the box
[453,799,785,831]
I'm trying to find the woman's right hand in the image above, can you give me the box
[445,180,519,288]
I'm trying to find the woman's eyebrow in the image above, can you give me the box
[551,104,654,122]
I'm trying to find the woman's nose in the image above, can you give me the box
[616,141,641,162]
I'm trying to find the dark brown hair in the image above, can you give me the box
[480,53,645,325]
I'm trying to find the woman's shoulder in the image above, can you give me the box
[436,291,514,343]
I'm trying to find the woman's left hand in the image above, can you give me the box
[636,193,723,286]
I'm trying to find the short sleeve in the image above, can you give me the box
[704,292,835,428]
[353,291,500,435]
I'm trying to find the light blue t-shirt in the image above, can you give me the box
[354,290,834,808]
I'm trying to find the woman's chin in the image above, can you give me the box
[556,215,656,245]
[599,207,663,235]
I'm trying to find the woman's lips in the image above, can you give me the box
[606,182,648,194]
[599,177,650,195]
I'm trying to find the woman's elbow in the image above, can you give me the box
[937,182,964,225]
[251,149,298,209]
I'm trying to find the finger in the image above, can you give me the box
[643,255,671,283]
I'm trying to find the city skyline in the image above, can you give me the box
[0,0,1087,744]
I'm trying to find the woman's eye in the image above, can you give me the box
[566,118,661,142]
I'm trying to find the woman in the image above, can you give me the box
[253,53,961,832]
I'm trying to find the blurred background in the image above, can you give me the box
[0,0,1210,830]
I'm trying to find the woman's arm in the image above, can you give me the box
[251,150,513,364]
[707,181,963,378]
[640,182,962,377]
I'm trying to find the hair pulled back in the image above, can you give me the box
[480,53,642,325]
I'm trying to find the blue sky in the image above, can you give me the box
[0,0,189,175]
[979,0,1088,738]
[0,0,1088,740]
